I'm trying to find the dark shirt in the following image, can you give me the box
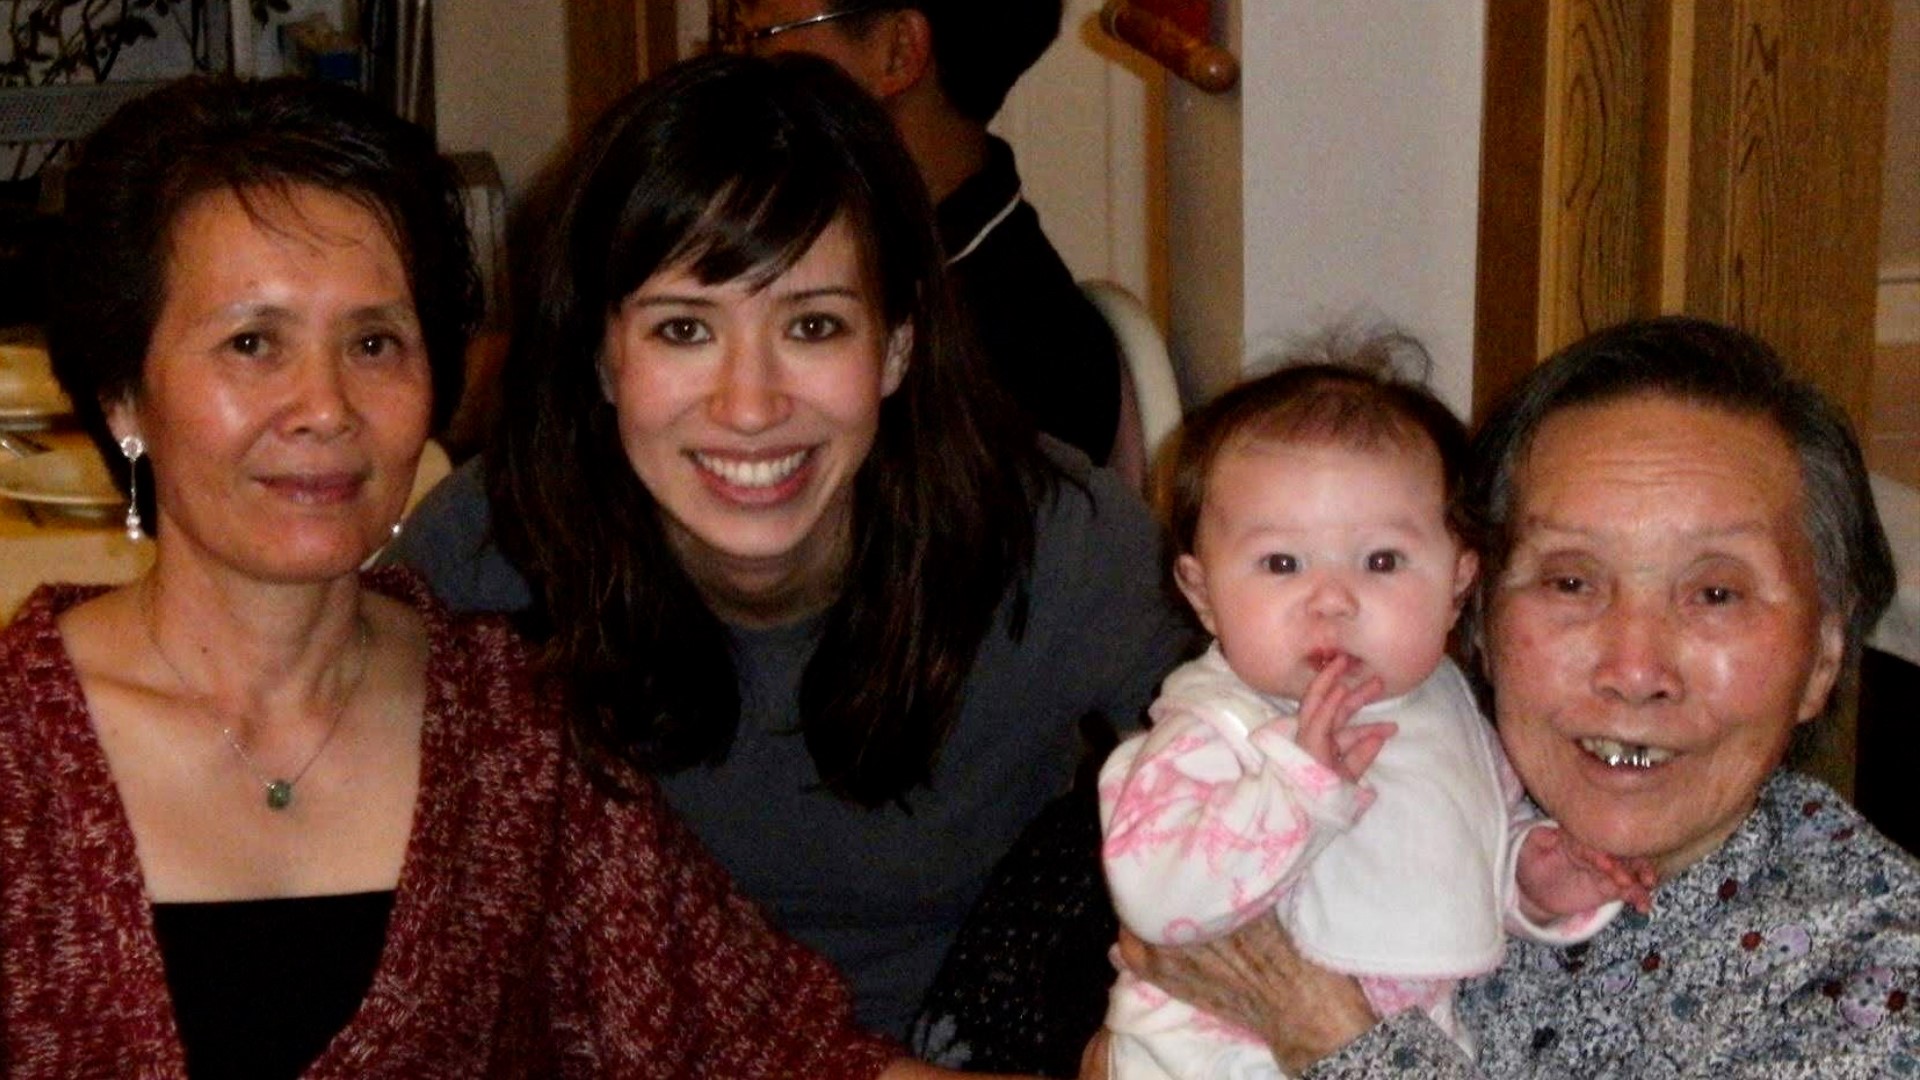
[386,449,1195,1040]
[153,890,395,1080]
[939,136,1122,465]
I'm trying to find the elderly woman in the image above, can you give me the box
[390,51,1190,1052]
[0,74,1008,1079]
[1114,316,1916,1076]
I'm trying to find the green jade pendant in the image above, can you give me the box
[265,780,295,810]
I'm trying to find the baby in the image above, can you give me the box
[1099,340,1647,1078]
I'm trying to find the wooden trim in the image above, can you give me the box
[643,0,680,75]
[1474,0,1654,418]
[1640,0,1693,311]
[1685,0,1889,426]
[1680,0,1731,322]
[565,0,680,140]
[1472,0,1552,421]
[566,0,639,137]
[1541,0,1646,352]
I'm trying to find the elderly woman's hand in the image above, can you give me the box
[1115,920,1378,1073]
[1078,1028,1109,1080]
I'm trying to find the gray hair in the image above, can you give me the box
[1464,316,1896,713]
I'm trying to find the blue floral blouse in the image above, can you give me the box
[1309,770,1920,1078]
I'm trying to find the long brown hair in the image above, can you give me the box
[489,53,1049,805]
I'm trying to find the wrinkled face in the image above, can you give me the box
[737,0,892,93]
[110,185,431,584]
[1486,395,1844,880]
[1176,436,1476,701]
[599,215,908,606]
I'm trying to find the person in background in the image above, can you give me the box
[388,51,1190,1052]
[1099,340,1647,1078]
[736,0,1125,466]
[1101,317,1920,1079]
[2,72,1018,1080]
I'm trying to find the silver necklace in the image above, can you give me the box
[140,587,371,811]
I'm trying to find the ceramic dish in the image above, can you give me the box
[0,341,73,428]
[0,445,120,513]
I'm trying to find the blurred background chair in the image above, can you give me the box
[1080,280,1182,494]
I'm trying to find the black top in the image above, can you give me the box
[151,890,395,1080]
[938,136,1122,466]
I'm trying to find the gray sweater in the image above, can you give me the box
[388,453,1195,1039]
[1308,770,1920,1078]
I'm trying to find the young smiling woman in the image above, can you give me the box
[596,215,909,622]
[391,53,1192,1049]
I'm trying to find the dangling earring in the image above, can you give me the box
[119,434,146,541]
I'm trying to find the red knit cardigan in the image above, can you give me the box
[0,571,898,1078]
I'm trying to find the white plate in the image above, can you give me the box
[0,445,120,510]
[0,341,73,427]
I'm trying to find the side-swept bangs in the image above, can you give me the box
[493,51,1048,806]
[568,54,924,331]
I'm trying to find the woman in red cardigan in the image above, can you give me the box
[1,72,1024,1080]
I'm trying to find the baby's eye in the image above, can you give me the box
[789,313,846,341]
[654,317,711,345]
[1366,550,1402,573]
[1259,553,1298,574]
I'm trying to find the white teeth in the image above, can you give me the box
[1577,737,1675,769]
[694,450,808,489]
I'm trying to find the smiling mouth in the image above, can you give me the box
[260,473,365,503]
[1577,737,1676,770]
[691,449,810,489]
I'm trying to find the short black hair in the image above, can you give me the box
[47,75,479,445]
[829,0,1063,123]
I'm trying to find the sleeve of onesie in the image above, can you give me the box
[1492,741,1621,945]
[1099,684,1372,945]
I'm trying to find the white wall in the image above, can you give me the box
[433,0,569,200]
[1164,7,1243,403]
[1168,1,1486,414]
[995,0,1155,300]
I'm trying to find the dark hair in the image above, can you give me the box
[46,75,480,471]
[828,0,1062,123]
[489,52,1046,806]
[1168,330,1472,556]
[1465,315,1897,693]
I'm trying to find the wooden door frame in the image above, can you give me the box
[566,0,682,137]
[1474,0,1890,421]
[1471,0,1893,797]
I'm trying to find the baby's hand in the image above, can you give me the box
[1294,654,1391,784]
[1516,824,1657,921]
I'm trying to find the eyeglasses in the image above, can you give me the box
[737,5,891,48]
